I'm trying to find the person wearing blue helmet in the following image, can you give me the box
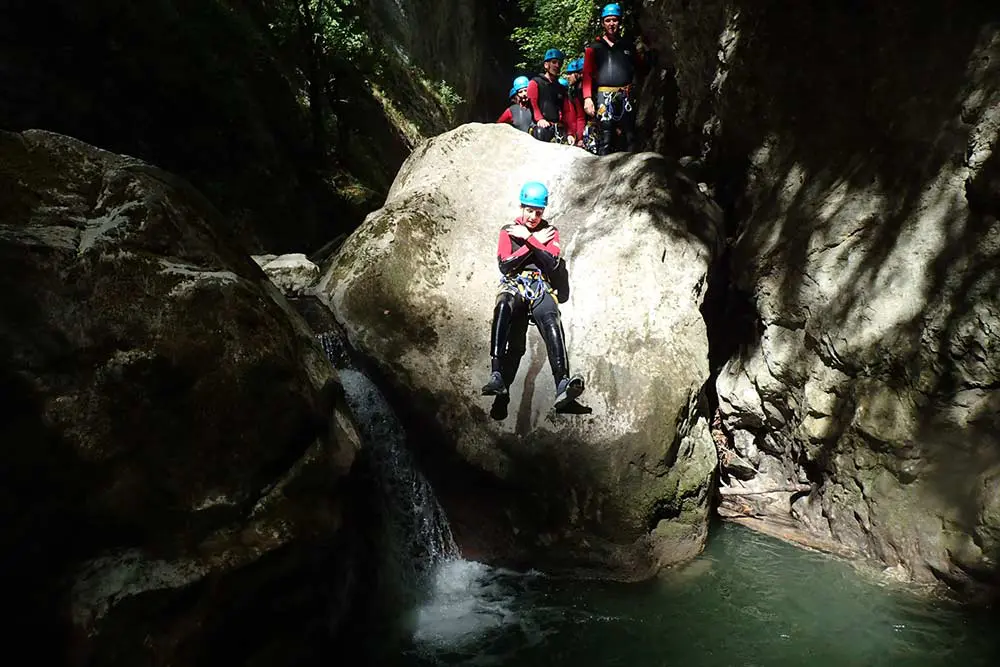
[496,75,533,132]
[563,57,587,147]
[526,48,577,144]
[481,181,585,410]
[582,3,645,154]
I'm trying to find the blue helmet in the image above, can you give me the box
[512,75,530,91]
[508,86,518,98]
[601,3,622,18]
[543,48,564,62]
[558,77,569,87]
[565,57,583,74]
[519,181,549,208]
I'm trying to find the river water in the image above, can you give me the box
[377,522,998,667]
[326,339,996,666]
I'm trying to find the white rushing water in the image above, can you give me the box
[332,356,538,660]
[337,368,459,577]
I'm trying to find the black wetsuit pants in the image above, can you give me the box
[594,88,635,155]
[489,290,569,384]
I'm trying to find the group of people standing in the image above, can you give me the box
[496,3,642,156]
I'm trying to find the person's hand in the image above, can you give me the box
[537,118,552,129]
[532,226,555,244]
[584,98,595,117]
[507,225,530,239]
[566,134,575,145]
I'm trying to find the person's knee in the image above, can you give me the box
[532,295,560,326]
[495,292,516,311]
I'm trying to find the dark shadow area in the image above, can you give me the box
[0,0,397,252]
[0,364,90,665]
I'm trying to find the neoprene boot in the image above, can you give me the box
[537,309,584,408]
[554,375,585,409]
[481,369,507,396]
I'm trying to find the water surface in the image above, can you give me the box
[385,523,998,666]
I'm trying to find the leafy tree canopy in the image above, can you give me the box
[511,0,600,70]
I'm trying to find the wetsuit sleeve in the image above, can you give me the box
[497,227,531,274]
[525,227,561,274]
[582,46,596,99]
[527,80,544,122]
[561,95,576,136]
[574,97,585,138]
[497,108,513,124]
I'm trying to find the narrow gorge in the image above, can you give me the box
[1,1,998,665]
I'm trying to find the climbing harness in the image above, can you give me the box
[582,121,600,154]
[596,85,633,124]
[499,269,554,308]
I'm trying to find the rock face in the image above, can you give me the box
[364,0,516,120]
[318,123,723,577]
[0,130,362,665]
[640,1,1000,595]
[253,253,322,296]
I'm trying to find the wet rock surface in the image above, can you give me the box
[318,123,724,578]
[0,130,362,664]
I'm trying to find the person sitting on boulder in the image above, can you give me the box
[526,49,577,144]
[496,76,533,133]
[481,181,585,410]
[582,3,645,154]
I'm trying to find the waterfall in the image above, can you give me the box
[317,330,525,658]
[316,332,458,599]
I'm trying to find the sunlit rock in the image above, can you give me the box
[254,252,321,296]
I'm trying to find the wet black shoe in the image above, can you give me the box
[554,375,584,410]
[481,371,508,396]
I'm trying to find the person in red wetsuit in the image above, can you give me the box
[496,76,533,133]
[582,3,643,154]
[481,181,585,410]
[526,49,577,144]
[563,57,587,148]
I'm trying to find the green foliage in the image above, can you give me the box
[511,0,600,69]
[434,80,466,117]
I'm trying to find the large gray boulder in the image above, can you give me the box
[0,130,362,665]
[317,123,723,577]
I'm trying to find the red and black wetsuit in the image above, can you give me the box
[496,219,560,276]
[488,218,571,385]
[526,76,576,143]
[583,35,642,154]
[567,82,586,145]
[496,101,534,132]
